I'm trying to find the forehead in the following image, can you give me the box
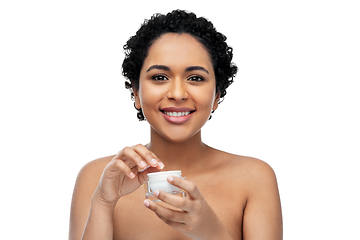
[142,33,214,73]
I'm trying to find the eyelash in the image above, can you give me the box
[151,74,204,82]
[151,74,168,81]
[188,75,205,82]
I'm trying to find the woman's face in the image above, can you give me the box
[135,33,219,143]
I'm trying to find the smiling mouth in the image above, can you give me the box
[160,108,196,124]
[162,111,194,117]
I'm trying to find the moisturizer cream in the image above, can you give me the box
[145,170,186,201]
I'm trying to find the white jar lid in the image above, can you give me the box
[147,170,182,181]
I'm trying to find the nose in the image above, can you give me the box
[166,79,188,101]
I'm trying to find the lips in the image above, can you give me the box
[160,107,195,124]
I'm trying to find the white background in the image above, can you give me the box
[1,0,359,239]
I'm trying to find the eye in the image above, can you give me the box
[187,75,205,82]
[151,74,168,81]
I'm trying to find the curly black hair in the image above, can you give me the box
[122,10,237,121]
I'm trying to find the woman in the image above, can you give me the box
[70,10,282,240]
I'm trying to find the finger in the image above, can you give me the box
[114,146,151,171]
[150,151,165,169]
[168,176,200,200]
[112,146,158,178]
[107,158,136,179]
[137,166,160,184]
[153,190,192,212]
[143,199,187,223]
[132,144,165,169]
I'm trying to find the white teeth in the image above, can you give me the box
[164,111,190,117]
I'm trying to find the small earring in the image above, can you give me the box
[134,102,141,111]
[208,110,215,120]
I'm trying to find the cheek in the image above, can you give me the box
[192,86,216,109]
[139,83,164,107]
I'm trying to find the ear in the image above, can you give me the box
[212,92,220,111]
[133,88,141,110]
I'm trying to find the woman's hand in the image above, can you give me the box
[93,144,164,206]
[143,177,233,240]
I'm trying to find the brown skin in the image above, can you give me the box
[69,33,283,240]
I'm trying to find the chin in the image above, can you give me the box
[152,127,201,144]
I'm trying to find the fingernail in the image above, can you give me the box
[154,190,160,197]
[129,172,135,178]
[150,158,158,166]
[143,199,150,207]
[167,176,174,183]
[157,162,165,169]
[139,161,147,168]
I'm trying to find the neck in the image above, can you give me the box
[147,127,209,172]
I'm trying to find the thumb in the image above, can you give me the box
[137,167,160,184]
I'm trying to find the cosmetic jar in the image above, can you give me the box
[145,170,186,202]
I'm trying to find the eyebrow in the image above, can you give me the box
[185,66,209,74]
[146,65,209,74]
[146,65,170,72]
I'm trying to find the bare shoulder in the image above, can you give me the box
[213,151,283,239]
[211,148,279,199]
[212,148,277,181]
[72,155,115,201]
[71,155,114,206]
[216,150,282,238]
[233,155,277,183]
[69,155,114,240]
[76,155,114,184]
